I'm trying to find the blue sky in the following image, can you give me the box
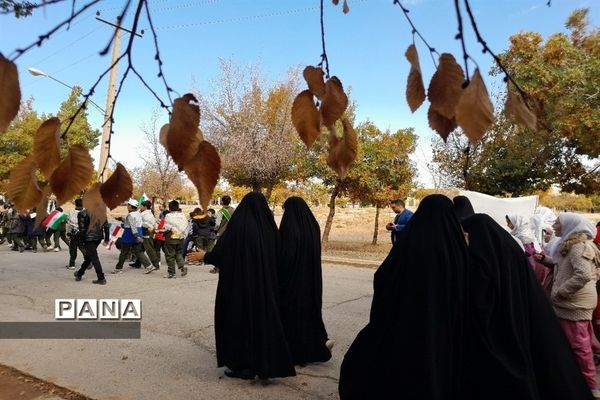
[1,0,597,186]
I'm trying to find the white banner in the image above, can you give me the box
[459,190,539,230]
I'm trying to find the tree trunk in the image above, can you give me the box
[372,205,381,245]
[462,143,472,190]
[264,184,274,202]
[321,181,341,249]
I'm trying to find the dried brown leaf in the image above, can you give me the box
[159,123,169,148]
[504,87,537,131]
[84,183,107,230]
[320,76,348,128]
[303,66,326,99]
[428,106,457,142]
[32,118,61,178]
[7,156,42,212]
[184,141,221,212]
[405,44,426,113]
[427,53,465,119]
[100,163,133,210]
[35,186,52,226]
[167,94,201,170]
[50,144,94,205]
[327,118,358,179]
[455,69,494,143]
[292,90,321,148]
[342,0,350,14]
[0,54,21,133]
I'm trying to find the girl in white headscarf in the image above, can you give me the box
[506,214,548,282]
[534,213,600,394]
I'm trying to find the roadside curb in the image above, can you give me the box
[322,256,381,269]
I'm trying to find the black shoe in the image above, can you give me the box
[92,279,107,285]
[129,262,141,268]
[224,368,255,380]
[74,272,82,281]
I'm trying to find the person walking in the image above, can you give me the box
[163,200,188,279]
[534,213,600,397]
[186,192,295,381]
[74,207,109,285]
[210,195,235,273]
[66,199,86,270]
[8,209,26,252]
[112,199,151,274]
[339,195,467,399]
[462,214,595,400]
[44,207,69,252]
[279,196,333,365]
[385,199,413,244]
[139,200,160,274]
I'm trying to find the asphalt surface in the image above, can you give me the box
[0,244,375,400]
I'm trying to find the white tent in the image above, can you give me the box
[459,190,539,230]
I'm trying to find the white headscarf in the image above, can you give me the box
[507,213,541,252]
[529,215,544,246]
[542,224,560,256]
[557,213,596,240]
[535,206,557,225]
[551,213,596,260]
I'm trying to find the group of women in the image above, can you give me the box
[188,192,332,380]
[190,191,600,400]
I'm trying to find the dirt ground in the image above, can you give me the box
[0,364,89,400]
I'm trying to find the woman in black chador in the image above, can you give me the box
[460,213,594,400]
[279,196,332,365]
[339,194,469,400]
[452,195,475,221]
[192,191,295,380]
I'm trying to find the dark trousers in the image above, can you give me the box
[182,234,194,256]
[68,233,86,266]
[46,229,69,249]
[194,236,210,251]
[143,237,160,267]
[165,239,185,275]
[76,240,104,280]
[116,242,150,269]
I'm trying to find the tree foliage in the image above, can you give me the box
[432,10,599,196]
[498,8,599,159]
[200,60,300,192]
[136,111,182,206]
[0,87,99,191]
[346,122,417,207]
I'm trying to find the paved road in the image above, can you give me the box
[0,245,376,400]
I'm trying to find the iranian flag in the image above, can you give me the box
[138,193,149,205]
[42,210,68,230]
[106,223,124,250]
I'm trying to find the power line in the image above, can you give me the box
[30,26,103,66]
[155,5,319,31]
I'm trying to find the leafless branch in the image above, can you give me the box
[393,0,439,67]
[9,0,100,61]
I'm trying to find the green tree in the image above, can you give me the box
[0,98,42,190]
[498,8,599,158]
[200,61,300,196]
[346,122,417,244]
[57,86,101,154]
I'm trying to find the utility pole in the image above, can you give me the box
[98,18,122,183]
[95,15,142,182]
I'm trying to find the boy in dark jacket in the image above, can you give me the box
[74,208,109,284]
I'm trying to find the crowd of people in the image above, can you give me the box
[3,191,600,398]
[0,195,237,283]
